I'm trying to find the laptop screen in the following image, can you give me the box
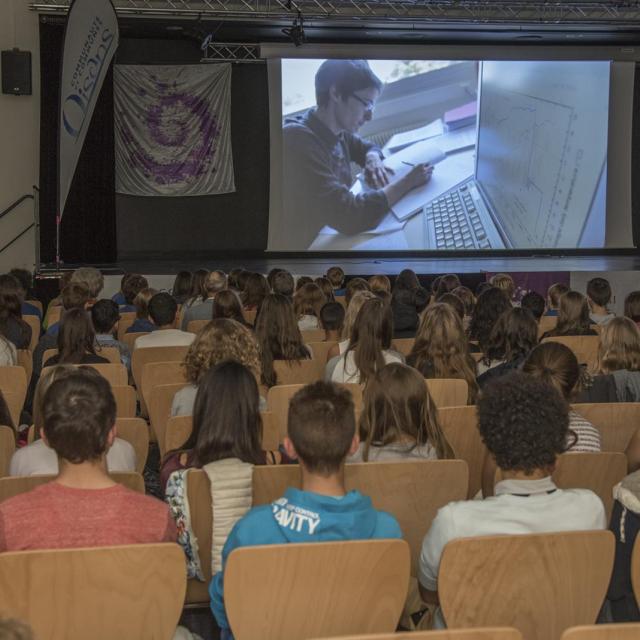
[475,60,610,249]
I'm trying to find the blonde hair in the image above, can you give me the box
[133,287,157,320]
[359,363,454,461]
[489,273,515,300]
[70,267,104,299]
[341,290,376,341]
[594,316,640,374]
[33,365,78,431]
[183,319,260,384]
[293,282,326,319]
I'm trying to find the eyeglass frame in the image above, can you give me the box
[349,93,376,112]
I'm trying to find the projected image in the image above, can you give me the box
[278,58,610,251]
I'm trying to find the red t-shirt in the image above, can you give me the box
[0,482,177,552]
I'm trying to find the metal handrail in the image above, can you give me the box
[0,193,34,222]
[0,224,35,256]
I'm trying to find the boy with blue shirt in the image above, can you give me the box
[209,381,401,634]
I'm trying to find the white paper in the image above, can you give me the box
[383,119,444,154]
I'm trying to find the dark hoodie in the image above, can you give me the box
[209,487,402,629]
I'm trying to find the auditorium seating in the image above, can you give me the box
[392,337,415,356]
[301,328,326,342]
[316,630,524,639]
[541,335,599,370]
[224,539,409,640]
[0,365,27,426]
[273,358,321,385]
[139,360,186,413]
[0,543,186,640]
[116,311,136,340]
[186,319,209,334]
[23,314,40,351]
[148,382,188,455]
[0,425,15,477]
[537,315,557,338]
[438,531,615,640]
[17,348,33,384]
[41,363,128,387]
[122,331,148,352]
[42,346,122,365]
[306,339,339,370]
[26,299,43,315]
[0,473,145,499]
[113,417,149,474]
[425,378,469,407]
[561,624,640,639]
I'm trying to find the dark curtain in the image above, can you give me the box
[39,21,116,264]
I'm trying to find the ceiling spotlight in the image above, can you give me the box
[282,11,305,47]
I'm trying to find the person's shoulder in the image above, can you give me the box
[0,482,56,515]
[229,504,281,545]
[373,510,403,539]
[116,485,170,516]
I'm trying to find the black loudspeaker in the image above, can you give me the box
[1,49,32,95]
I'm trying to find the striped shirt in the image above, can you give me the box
[566,411,602,453]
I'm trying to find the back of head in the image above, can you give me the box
[315,60,382,107]
[212,290,245,323]
[184,317,260,384]
[8,268,31,295]
[133,287,157,319]
[58,308,96,362]
[394,269,420,292]
[33,364,77,430]
[205,270,228,296]
[236,270,250,293]
[522,342,580,400]
[477,372,569,473]
[435,273,461,299]
[272,270,294,298]
[294,282,326,318]
[345,277,370,306]
[596,316,640,374]
[489,273,515,301]
[485,307,538,363]
[587,277,611,308]
[314,277,335,301]
[148,292,177,327]
[520,291,546,321]
[91,299,119,334]
[122,274,149,305]
[452,285,475,316]
[172,271,193,298]
[557,290,591,333]
[267,268,282,291]
[326,266,345,288]
[547,282,570,309]
[342,290,376,341]
[368,274,391,294]
[320,301,345,332]
[42,367,116,463]
[228,268,244,291]
[468,287,511,349]
[190,269,210,299]
[61,282,90,311]
[295,276,313,291]
[360,362,452,460]
[189,361,263,466]
[241,273,269,307]
[70,267,104,299]
[625,291,640,323]
[0,274,22,319]
[288,381,355,475]
[437,292,465,321]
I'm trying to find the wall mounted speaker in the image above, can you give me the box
[1,49,32,95]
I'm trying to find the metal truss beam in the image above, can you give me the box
[28,1,640,26]
[201,42,262,62]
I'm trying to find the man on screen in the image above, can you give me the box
[282,59,433,249]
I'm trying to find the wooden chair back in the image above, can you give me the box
[541,335,600,369]
[148,382,187,456]
[252,460,468,576]
[122,331,149,352]
[140,360,186,412]
[267,383,363,441]
[26,299,43,314]
[392,338,415,356]
[0,472,145,501]
[243,307,257,326]
[561,624,640,639]
[116,311,136,341]
[131,345,189,394]
[273,358,321,386]
[306,340,338,365]
[41,363,128,387]
[23,314,40,351]
[315,629,524,639]
[186,319,210,334]
[111,385,137,418]
[43,347,121,366]
[114,418,149,474]
[426,378,469,408]
[47,305,62,327]
[438,405,486,498]
[225,539,410,640]
[631,535,640,613]
[571,403,640,454]
[301,328,326,343]
[538,315,558,338]
[0,425,15,477]
[439,530,615,640]
[16,349,32,385]
[0,543,186,640]
[0,366,27,426]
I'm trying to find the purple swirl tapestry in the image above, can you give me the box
[114,63,235,197]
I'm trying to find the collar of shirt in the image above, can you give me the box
[307,107,342,148]
[494,475,557,497]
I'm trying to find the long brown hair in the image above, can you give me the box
[407,303,478,402]
[553,290,592,336]
[359,363,454,461]
[57,308,97,363]
[293,282,326,319]
[255,294,310,387]
[212,290,246,324]
[241,273,269,309]
[594,316,640,374]
[342,298,392,384]
[522,341,584,401]
[483,307,538,365]
[342,290,377,341]
[0,274,29,346]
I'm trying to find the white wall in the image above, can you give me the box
[0,0,40,273]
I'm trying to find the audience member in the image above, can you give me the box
[541,290,598,338]
[344,277,370,306]
[477,307,538,386]
[8,268,40,319]
[319,302,344,342]
[434,273,461,300]
[163,361,279,491]
[587,277,615,326]
[0,274,32,350]
[111,273,131,307]
[211,289,247,325]
[241,272,269,312]
[467,286,511,353]
[0,334,16,367]
[314,276,335,302]
[126,287,158,334]
[522,342,601,452]
[236,269,250,294]
[119,274,148,313]
[70,267,104,306]
[326,266,346,296]
[328,290,377,361]
[489,273,516,303]
[0,368,176,551]
[227,268,244,293]
[134,293,195,349]
[418,373,606,626]
[294,282,326,331]
[45,282,91,338]
[272,270,294,300]
[407,303,478,403]
[44,271,73,328]
[180,270,227,330]
[624,291,640,328]
[266,268,282,292]
[475,281,492,297]
[368,274,391,294]
[327,298,403,383]
[452,285,475,324]
[391,271,430,339]
[91,299,131,371]
[185,269,210,308]
[172,319,262,417]
[352,363,453,462]
[172,271,193,304]
[295,276,313,291]
[437,292,464,322]
[209,381,401,633]
[520,290,546,322]
[255,294,311,387]
[545,282,570,317]
[9,366,135,476]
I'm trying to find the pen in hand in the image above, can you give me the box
[401,161,415,167]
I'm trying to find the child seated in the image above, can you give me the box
[319,301,345,343]
[209,381,401,634]
[587,277,615,326]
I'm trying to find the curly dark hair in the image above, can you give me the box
[477,372,569,473]
[468,286,511,351]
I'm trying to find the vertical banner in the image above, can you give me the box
[58,0,119,218]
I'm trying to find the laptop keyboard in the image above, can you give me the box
[425,185,492,250]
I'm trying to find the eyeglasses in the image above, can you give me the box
[349,93,375,112]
